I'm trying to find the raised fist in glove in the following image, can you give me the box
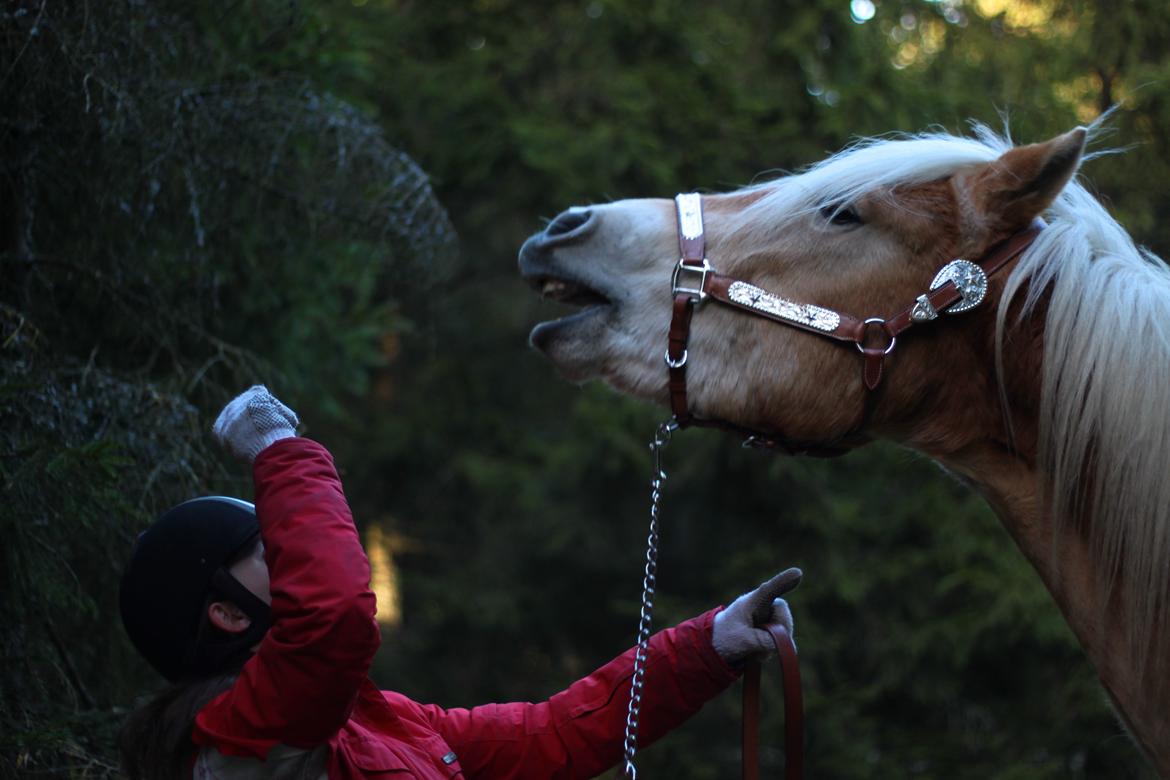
[712,568,802,665]
[212,385,300,464]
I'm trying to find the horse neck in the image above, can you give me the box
[915,342,1170,773]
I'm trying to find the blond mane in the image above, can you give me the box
[730,124,1170,666]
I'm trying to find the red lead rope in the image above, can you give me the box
[742,624,803,780]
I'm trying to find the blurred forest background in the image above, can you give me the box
[2,0,1168,777]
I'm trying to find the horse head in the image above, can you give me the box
[520,129,1085,457]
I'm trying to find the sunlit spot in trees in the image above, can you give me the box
[1054,73,1110,124]
[366,523,403,627]
[974,0,1053,29]
[851,0,876,24]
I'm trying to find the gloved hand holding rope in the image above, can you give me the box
[712,567,802,665]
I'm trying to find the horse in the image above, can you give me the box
[517,124,1170,773]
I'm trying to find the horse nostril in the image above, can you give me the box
[545,209,592,238]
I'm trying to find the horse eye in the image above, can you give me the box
[819,204,863,227]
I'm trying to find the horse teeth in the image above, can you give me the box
[542,280,568,298]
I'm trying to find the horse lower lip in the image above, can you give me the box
[542,303,609,322]
[530,304,610,346]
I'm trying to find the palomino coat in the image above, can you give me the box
[191,437,740,779]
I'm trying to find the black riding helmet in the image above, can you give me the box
[120,496,272,682]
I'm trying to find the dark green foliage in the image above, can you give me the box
[1,0,454,774]
[4,0,1169,778]
[0,344,203,777]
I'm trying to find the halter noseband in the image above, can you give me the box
[665,192,1043,454]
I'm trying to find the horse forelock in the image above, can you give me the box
[726,129,1005,236]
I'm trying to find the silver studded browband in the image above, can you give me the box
[726,281,843,332]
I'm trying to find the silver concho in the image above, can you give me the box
[727,281,841,332]
[930,259,988,315]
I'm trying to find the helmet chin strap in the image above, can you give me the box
[184,568,273,678]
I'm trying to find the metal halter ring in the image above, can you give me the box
[855,317,896,355]
[664,348,688,369]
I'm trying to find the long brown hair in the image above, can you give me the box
[118,671,237,780]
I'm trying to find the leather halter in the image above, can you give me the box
[665,192,1044,454]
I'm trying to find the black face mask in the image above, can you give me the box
[183,568,273,679]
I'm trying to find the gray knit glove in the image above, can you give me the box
[712,568,801,665]
[211,385,300,464]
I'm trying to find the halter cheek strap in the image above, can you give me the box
[666,192,1044,453]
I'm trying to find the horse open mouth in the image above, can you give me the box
[529,275,611,308]
[524,273,613,352]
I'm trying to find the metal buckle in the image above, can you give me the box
[911,260,990,323]
[742,435,774,450]
[670,258,711,301]
[930,259,988,315]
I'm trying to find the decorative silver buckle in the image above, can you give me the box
[932,259,988,314]
[670,258,711,301]
[911,259,989,322]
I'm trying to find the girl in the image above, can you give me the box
[119,386,800,779]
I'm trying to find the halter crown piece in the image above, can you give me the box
[665,192,1044,453]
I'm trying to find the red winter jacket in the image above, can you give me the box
[192,437,740,779]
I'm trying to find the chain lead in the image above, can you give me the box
[619,419,679,779]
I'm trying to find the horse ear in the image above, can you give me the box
[958,127,1087,244]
